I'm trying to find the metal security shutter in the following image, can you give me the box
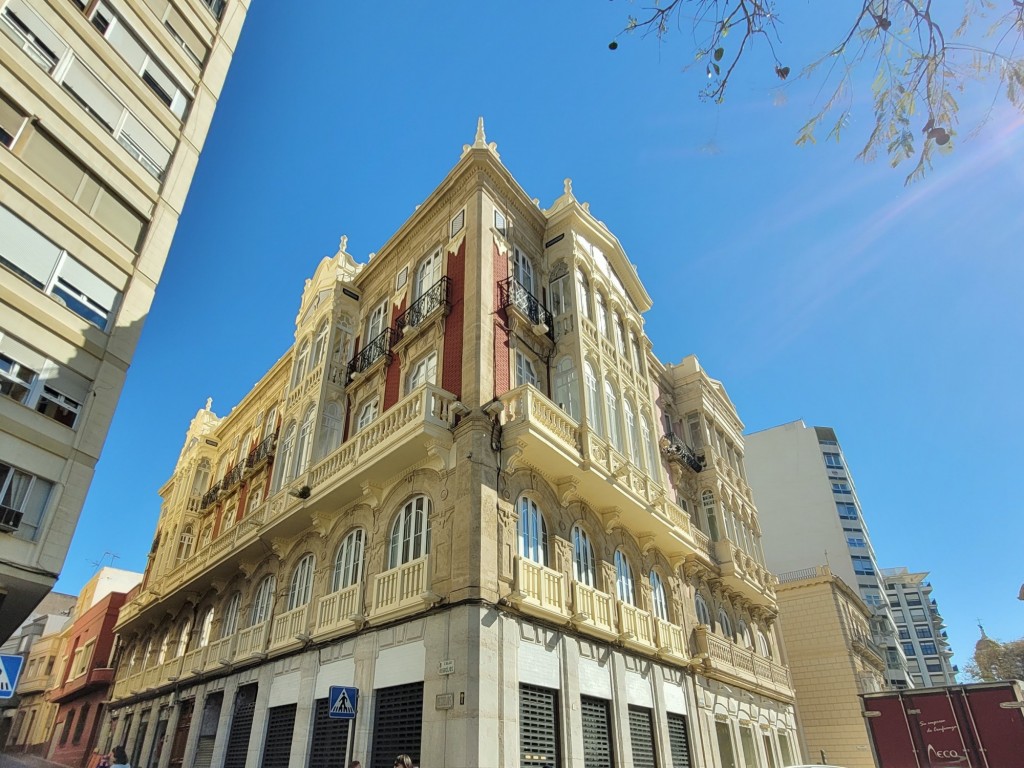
[192,737,215,768]
[520,683,560,768]
[223,684,258,768]
[309,698,350,768]
[168,699,193,768]
[628,706,657,768]
[666,713,692,768]
[261,704,296,768]
[581,696,614,768]
[131,710,150,768]
[370,682,423,768]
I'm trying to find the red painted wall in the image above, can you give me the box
[492,240,510,398]
[383,297,406,409]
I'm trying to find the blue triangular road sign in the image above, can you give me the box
[0,654,25,699]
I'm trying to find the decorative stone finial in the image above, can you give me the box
[564,178,573,196]
[205,397,213,411]
[474,116,487,147]
[338,235,348,254]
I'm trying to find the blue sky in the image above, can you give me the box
[59,2,1022,673]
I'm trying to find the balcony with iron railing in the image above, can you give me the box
[346,328,394,382]
[199,481,221,510]
[222,463,244,491]
[693,625,794,701]
[499,277,554,340]
[395,276,451,340]
[660,433,704,473]
[246,434,275,469]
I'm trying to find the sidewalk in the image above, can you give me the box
[0,753,72,768]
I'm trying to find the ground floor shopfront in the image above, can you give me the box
[100,604,798,768]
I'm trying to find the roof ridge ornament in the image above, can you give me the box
[462,116,500,159]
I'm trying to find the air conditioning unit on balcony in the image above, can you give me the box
[0,505,23,533]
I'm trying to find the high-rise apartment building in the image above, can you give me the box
[880,567,957,687]
[745,420,910,687]
[0,0,249,640]
[102,124,800,768]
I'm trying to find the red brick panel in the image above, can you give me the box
[442,238,466,397]
[383,298,406,409]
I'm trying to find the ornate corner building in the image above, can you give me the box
[103,123,799,768]
[0,0,249,640]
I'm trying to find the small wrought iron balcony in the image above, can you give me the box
[395,276,451,339]
[660,432,704,472]
[0,504,23,532]
[222,463,244,490]
[499,277,554,340]
[246,434,275,468]
[199,482,221,510]
[346,328,394,382]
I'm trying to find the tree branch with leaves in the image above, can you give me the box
[610,0,1024,182]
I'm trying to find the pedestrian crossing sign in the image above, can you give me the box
[328,685,358,719]
[0,654,25,699]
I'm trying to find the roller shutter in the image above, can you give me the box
[223,684,258,768]
[261,704,296,768]
[309,698,350,768]
[628,706,657,768]
[581,696,614,768]
[666,713,692,768]
[520,683,559,768]
[370,682,423,768]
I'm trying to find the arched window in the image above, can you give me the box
[250,575,276,626]
[388,496,431,568]
[406,352,437,391]
[630,332,645,374]
[576,270,592,320]
[584,363,602,434]
[604,380,622,451]
[641,415,659,479]
[288,554,315,610]
[221,593,241,638]
[319,402,342,459]
[757,629,772,658]
[718,608,733,639]
[197,608,214,648]
[291,339,310,388]
[515,351,538,388]
[701,490,720,541]
[623,398,639,466]
[273,423,296,490]
[571,525,596,587]
[738,620,754,649]
[157,630,171,665]
[695,593,711,626]
[311,321,329,369]
[175,619,191,657]
[176,525,194,563]
[263,406,278,440]
[553,357,580,421]
[415,249,442,300]
[614,550,635,605]
[517,496,547,566]
[356,398,379,433]
[295,406,315,476]
[613,313,626,355]
[513,247,534,295]
[595,293,608,337]
[191,459,211,496]
[332,529,364,591]
[650,572,669,621]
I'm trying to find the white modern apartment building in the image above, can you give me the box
[880,567,957,687]
[100,123,800,768]
[0,0,249,640]
[745,421,910,687]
